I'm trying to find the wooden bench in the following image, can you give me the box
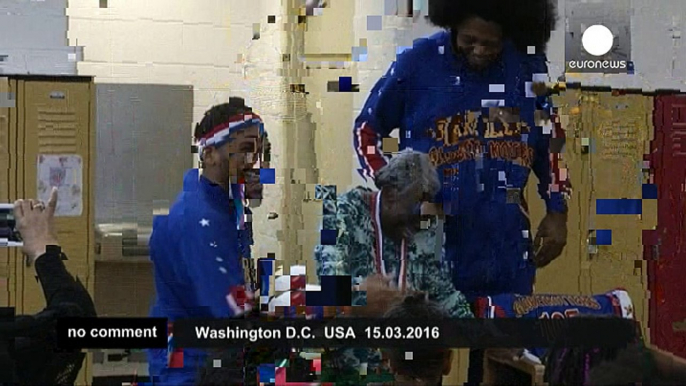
[483,350,546,385]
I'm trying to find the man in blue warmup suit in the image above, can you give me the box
[353,0,570,383]
[147,97,267,385]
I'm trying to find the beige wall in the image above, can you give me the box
[67,0,286,261]
[301,0,355,278]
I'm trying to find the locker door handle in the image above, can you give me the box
[586,230,598,260]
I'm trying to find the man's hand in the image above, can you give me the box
[532,82,549,97]
[533,212,567,268]
[13,187,59,262]
[354,274,407,318]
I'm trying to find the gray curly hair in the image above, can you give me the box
[374,149,440,197]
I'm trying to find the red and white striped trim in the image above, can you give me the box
[226,285,255,316]
[355,121,389,180]
[199,113,263,148]
[549,111,572,197]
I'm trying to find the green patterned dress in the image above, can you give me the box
[313,186,473,384]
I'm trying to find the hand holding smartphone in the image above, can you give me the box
[1,187,59,268]
[0,203,23,247]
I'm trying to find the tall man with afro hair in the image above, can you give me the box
[352,0,570,383]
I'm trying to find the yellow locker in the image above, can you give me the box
[581,91,654,341]
[16,79,94,314]
[531,88,653,339]
[0,77,12,308]
[1,77,21,310]
[10,76,95,386]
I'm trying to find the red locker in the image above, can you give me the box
[646,95,686,358]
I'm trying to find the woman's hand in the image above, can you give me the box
[13,187,59,262]
[421,202,444,218]
[354,274,407,318]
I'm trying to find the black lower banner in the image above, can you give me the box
[172,317,638,349]
[53,317,638,350]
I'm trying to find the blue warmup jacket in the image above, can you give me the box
[147,169,249,385]
[354,30,570,301]
[474,289,635,358]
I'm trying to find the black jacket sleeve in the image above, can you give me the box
[1,248,96,337]
[35,249,97,319]
[0,248,97,385]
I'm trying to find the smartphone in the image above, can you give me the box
[0,204,22,247]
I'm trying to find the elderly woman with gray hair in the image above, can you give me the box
[315,149,471,317]
[313,149,472,384]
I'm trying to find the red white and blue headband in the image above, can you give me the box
[197,112,264,160]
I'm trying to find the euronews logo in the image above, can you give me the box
[565,0,634,76]
[567,24,631,73]
[567,24,627,72]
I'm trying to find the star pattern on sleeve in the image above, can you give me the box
[194,211,256,315]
